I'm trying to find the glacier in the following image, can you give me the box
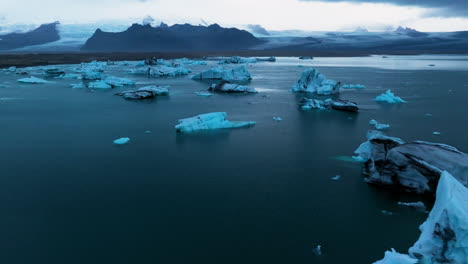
[191,66,252,83]
[375,90,406,103]
[175,112,256,133]
[292,68,341,95]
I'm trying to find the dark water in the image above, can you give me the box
[1,56,467,263]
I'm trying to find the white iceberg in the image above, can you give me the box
[175,112,256,133]
[370,119,390,130]
[375,90,406,103]
[175,58,207,66]
[88,80,112,89]
[373,249,417,264]
[343,84,366,89]
[104,76,136,87]
[113,137,130,145]
[191,66,252,83]
[292,68,340,95]
[57,73,81,79]
[209,82,257,93]
[17,76,50,84]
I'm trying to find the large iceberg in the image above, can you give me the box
[375,90,406,103]
[116,86,169,99]
[17,76,50,84]
[300,98,358,112]
[292,68,341,95]
[373,172,467,264]
[104,76,136,87]
[175,112,256,133]
[208,81,257,93]
[191,66,252,83]
[354,131,468,194]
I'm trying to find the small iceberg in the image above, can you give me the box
[81,71,102,80]
[208,81,257,93]
[397,201,427,211]
[17,76,50,84]
[342,84,365,89]
[195,92,213,97]
[88,80,112,89]
[273,117,283,121]
[104,76,136,87]
[175,112,256,133]
[116,86,169,99]
[218,56,257,64]
[300,98,358,112]
[292,68,340,95]
[433,132,441,135]
[331,175,341,181]
[375,90,406,103]
[113,137,130,145]
[44,68,65,77]
[191,66,252,83]
[369,119,390,130]
[70,82,85,89]
[149,66,191,77]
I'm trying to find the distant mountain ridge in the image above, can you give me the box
[81,23,265,52]
[0,22,60,50]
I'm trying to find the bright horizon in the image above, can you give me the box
[1,0,468,32]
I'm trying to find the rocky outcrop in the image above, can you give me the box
[0,22,60,50]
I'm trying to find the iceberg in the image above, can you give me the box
[75,61,106,73]
[17,76,50,84]
[343,84,366,89]
[369,119,390,130]
[191,66,252,83]
[218,56,257,64]
[208,81,257,93]
[44,68,65,77]
[113,137,130,145]
[104,76,136,87]
[300,98,358,112]
[397,201,427,211]
[175,112,256,133]
[375,90,406,103]
[70,82,85,89]
[195,92,213,97]
[116,86,169,99]
[129,66,191,77]
[373,249,417,264]
[292,68,341,95]
[88,80,112,89]
[57,73,81,79]
[81,71,102,80]
[273,117,283,121]
[354,132,468,194]
[255,57,276,62]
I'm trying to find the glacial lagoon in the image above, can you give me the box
[0,55,467,264]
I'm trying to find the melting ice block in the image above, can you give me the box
[104,76,136,87]
[209,82,257,93]
[191,66,252,83]
[375,90,406,103]
[292,68,340,95]
[175,112,255,133]
[300,98,358,112]
[116,86,169,99]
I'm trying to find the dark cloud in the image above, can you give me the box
[299,0,468,17]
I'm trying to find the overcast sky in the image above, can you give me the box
[1,0,468,31]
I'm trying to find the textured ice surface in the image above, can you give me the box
[300,98,358,112]
[191,66,252,83]
[375,90,406,103]
[292,68,340,95]
[373,249,417,264]
[17,76,49,84]
[175,112,255,133]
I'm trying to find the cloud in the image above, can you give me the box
[299,0,468,17]
[246,24,270,35]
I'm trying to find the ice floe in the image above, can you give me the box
[44,68,65,77]
[343,84,366,89]
[17,76,50,84]
[218,56,257,64]
[88,80,112,89]
[273,117,283,121]
[195,92,213,97]
[300,98,358,112]
[292,68,341,95]
[116,86,169,99]
[369,119,390,130]
[175,112,256,133]
[70,82,85,89]
[208,81,257,93]
[191,66,252,83]
[375,90,406,103]
[113,137,130,145]
[397,201,427,212]
[104,76,136,87]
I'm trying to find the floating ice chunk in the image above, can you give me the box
[191,66,252,83]
[273,117,283,121]
[195,92,213,97]
[292,68,340,95]
[70,82,85,89]
[104,76,136,87]
[17,76,50,84]
[397,201,427,211]
[81,71,102,80]
[300,98,358,112]
[218,56,257,64]
[370,119,390,130]
[150,66,191,77]
[209,81,257,93]
[408,171,468,263]
[44,68,65,77]
[113,137,130,145]
[433,132,441,135]
[57,73,81,79]
[331,175,341,181]
[116,86,169,99]
[375,90,406,103]
[381,210,394,216]
[313,245,322,256]
[75,61,106,73]
[175,112,256,133]
[88,80,112,89]
[425,114,433,117]
[343,84,366,89]
[7,66,17,72]
[373,249,417,264]
[175,58,207,66]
